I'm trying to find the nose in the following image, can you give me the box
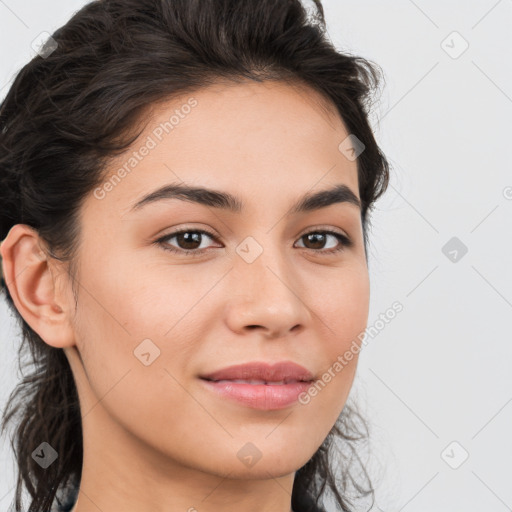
[224,243,311,339]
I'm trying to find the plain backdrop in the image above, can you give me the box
[1,1,511,511]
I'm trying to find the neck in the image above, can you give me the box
[69,401,297,512]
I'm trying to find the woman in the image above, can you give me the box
[0,0,390,511]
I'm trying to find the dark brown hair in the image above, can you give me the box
[0,1,390,511]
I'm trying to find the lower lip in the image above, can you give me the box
[200,379,313,410]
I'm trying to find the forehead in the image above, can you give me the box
[88,79,359,218]
[148,78,348,153]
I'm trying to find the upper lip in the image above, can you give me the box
[200,361,315,383]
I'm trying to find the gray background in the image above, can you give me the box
[1,1,511,511]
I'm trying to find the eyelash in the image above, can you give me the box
[154,227,353,257]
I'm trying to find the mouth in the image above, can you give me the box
[201,377,313,385]
[198,361,316,410]
[199,360,316,383]
[199,377,315,410]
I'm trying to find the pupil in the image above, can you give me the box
[306,233,325,249]
[178,232,201,249]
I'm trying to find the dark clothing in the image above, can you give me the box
[52,483,78,512]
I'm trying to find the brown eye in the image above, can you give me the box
[156,229,219,257]
[295,231,352,254]
[302,232,328,250]
[155,228,352,257]
[174,232,203,250]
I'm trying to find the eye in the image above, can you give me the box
[154,227,352,257]
[295,230,352,254]
[155,228,219,257]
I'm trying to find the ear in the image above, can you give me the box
[0,224,75,348]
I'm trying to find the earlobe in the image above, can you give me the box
[0,224,75,349]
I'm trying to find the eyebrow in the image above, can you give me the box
[129,182,361,214]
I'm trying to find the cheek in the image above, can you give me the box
[76,252,178,342]
[312,261,370,345]
[302,263,369,410]
[71,258,163,397]
[72,254,203,408]
[116,259,218,338]
[71,271,197,450]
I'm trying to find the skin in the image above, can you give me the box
[0,79,370,512]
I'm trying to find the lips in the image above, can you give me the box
[200,361,315,384]
[214,379,288,385]
[200,379,313,410]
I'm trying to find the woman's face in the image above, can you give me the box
[64,79,369,481]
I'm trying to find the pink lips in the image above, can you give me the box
[200,361,315,382]
[199,361,315,410]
